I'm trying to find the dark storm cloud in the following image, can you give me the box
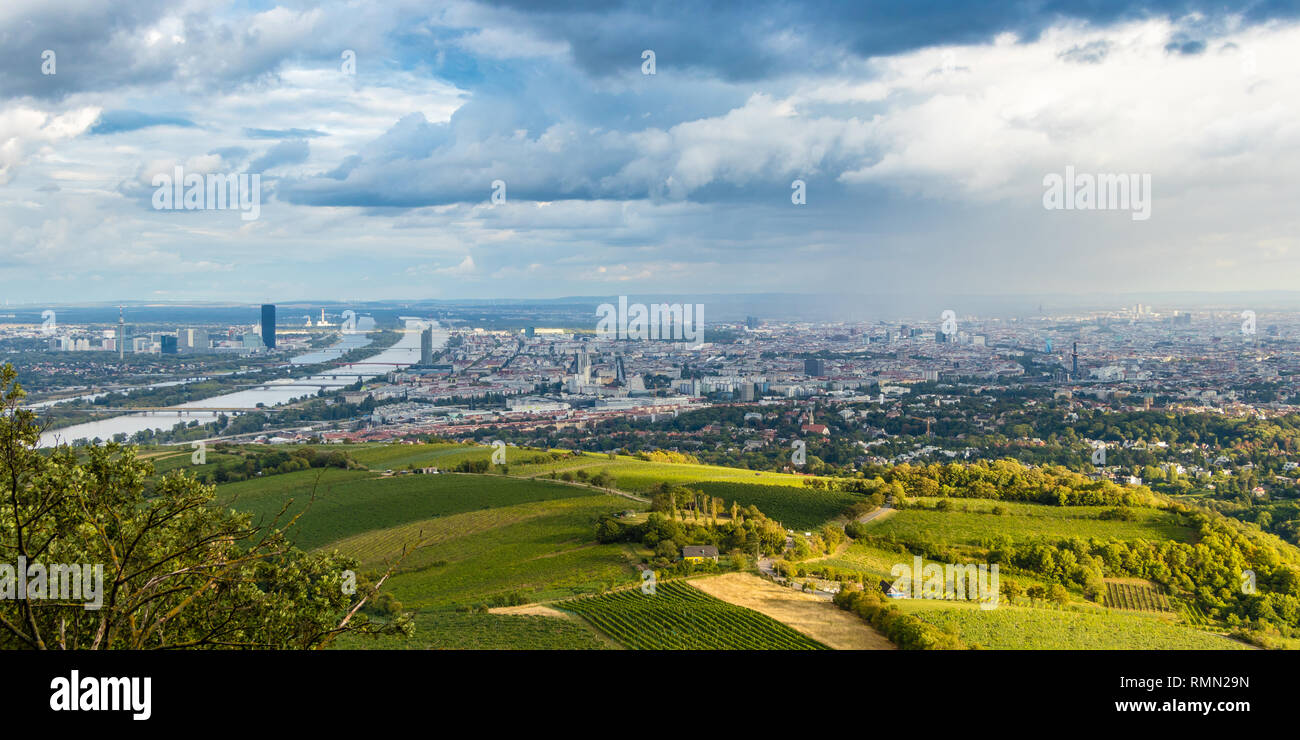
[0,0,176,98]
[478,0,1300,80]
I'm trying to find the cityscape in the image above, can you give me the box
[2,0,1297,723]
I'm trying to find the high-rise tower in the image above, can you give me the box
[261,304,276,349]
[1071,342,1079,379]
[420,326,434,365]
[117,306,125,359]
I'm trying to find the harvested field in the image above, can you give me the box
[691,572,895,650]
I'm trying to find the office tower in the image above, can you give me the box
[745,316,760,330]
[738,383,755,402]
[1045,338,1053,353]
[183,328,210,352]
[160,335,178,354]
[804,358,826,377]
[935,331,947,344]
[525,326,536,338]
[261,304,276,349]
[420,327,434,365]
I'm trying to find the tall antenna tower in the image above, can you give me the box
[118,306,125,360]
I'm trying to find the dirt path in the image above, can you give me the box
[487,604,575,619]
[691,572,895,650]
[858,505,894,524]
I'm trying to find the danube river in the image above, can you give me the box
[37,319,444,447]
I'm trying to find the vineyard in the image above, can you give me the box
[1180,601,1212,627]
[1103,581,1173,613]
[558,581,828,649]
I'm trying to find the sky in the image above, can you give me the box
[2,0,1299,305]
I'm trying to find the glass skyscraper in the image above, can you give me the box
[261,304,276,349]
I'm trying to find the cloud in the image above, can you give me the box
[250,139,311,173]
[89,109,196,134]
[3,2,1300,303]
[244,127,328,139]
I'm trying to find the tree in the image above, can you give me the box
[1048,584,1071,605]
[1001,580,1024,604]
[654,540,678,561]
[0,363,411,650]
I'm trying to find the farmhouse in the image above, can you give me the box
[682,545,719,563]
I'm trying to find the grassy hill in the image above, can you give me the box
[896,599,1250,650]
[866,505,1195,546]
[183,440,1292,649]
[216,468,604,551]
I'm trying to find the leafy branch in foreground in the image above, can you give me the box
[0,362,413,649]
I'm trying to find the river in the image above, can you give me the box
[37,319,444,447]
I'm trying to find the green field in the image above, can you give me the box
[217,468,605,550]
[334,609,613,650]
[866,505,1195,546]
[370,495,638,608]
[897,599,1249,649]
[558,580,828,650]
[342,442,498,471]
[144,448,243,476]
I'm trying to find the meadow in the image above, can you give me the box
[896,599,1249,649]
[333,609,613,650]
[866,505,1195,546]
[216,468,601,550]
